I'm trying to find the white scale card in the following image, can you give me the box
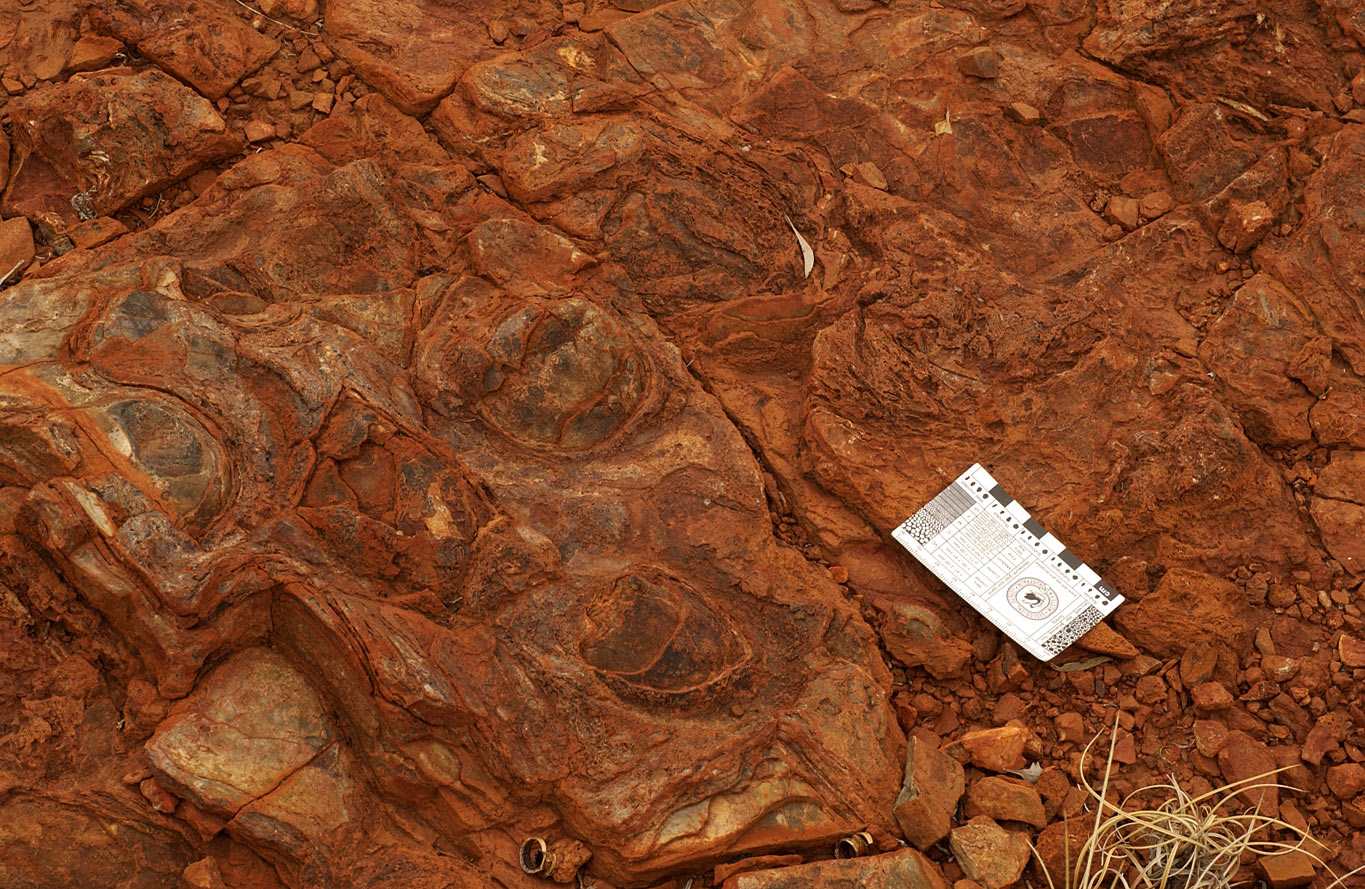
[892,464,1123,662]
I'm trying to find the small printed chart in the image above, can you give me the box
[892,464,1123,662]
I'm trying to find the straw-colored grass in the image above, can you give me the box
[1031,721,1365,889]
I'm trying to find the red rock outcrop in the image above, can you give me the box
[2,0,1365,887]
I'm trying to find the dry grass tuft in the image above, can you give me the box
[1031,721,1364,889]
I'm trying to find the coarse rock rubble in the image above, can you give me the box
[0,1,1364,888]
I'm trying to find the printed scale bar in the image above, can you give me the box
[892,464,1123,662]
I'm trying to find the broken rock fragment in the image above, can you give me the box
[88,0,278,99]
[875,600,972,679]
[1255,851,1316,889]
[894,736,965,849]
[946,726,1028,773]
[721,849,949,889]
[1216,731,1278,817]
[1114,569,1252,658]
[957,47,999,79]
[1004,102,1040,125]
[949,817,1030,889]
[964,776,1046,828]
[2,68,240,230]
[1217,199,1275,253]
[146,648,332,818]
[0,216,34,275]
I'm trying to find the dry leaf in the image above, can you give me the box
[784,214,814,279]
[934,109,953,135]
[1005,762,1043,783]
[1217,96,1270,122]
[1052,655,1112,672]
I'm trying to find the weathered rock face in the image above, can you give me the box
[3,67,241,233]
[0,110,902,886]
[3,0,1365,886]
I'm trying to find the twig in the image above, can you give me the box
[0,258,25,288]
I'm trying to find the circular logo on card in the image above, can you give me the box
[1007,578,1058,620]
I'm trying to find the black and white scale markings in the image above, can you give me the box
[892,464,1123,662]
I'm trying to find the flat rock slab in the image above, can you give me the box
[146,648,332,817]
[89,0,278,99]
[722,848,949,889]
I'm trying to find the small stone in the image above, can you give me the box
[1122,655,1161,677]
[1255,850,1316,889]
[1111,732,1136,765]
[947,726,1028,772]
[1268,584,1297,608]
[875,601,972,680]
[313,92,336,114]
[297,46,321,73]
[244,120,276,142]
[1134,674,1166,704]
[489,19,510,43]
[949,817,1029,889]
[176,801,227,842]
[964,776,1046,828]
[957,47,999,79]
[991,693,1025,725]
[1179,644,1223,685]
[476,173,508,198]
[1055,712,1085,743]
[121,767,152,785]
[1218,731,1278,817]
[1192,681,1234,713]
[1104,195,1140,231]
[1261,655,1299,682]
[827,564,849,584]
[1339,635,1365,668]
[69,216,130,250]
[1193,719,1229,757]
[0,216,35,276]
[1327,762,1365,800]
[1302,713,1347,765]
[180,858,226,889]
[67,35,125,73]
[140,777,179,814]
[1217,200,1275,253]
[1077,622,1139,659]
[1004,102,1040,125]
[1254,626,1276,656]
[895,736,966,850]
[1138,190,1174,218]
[1032,820,1089,885]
